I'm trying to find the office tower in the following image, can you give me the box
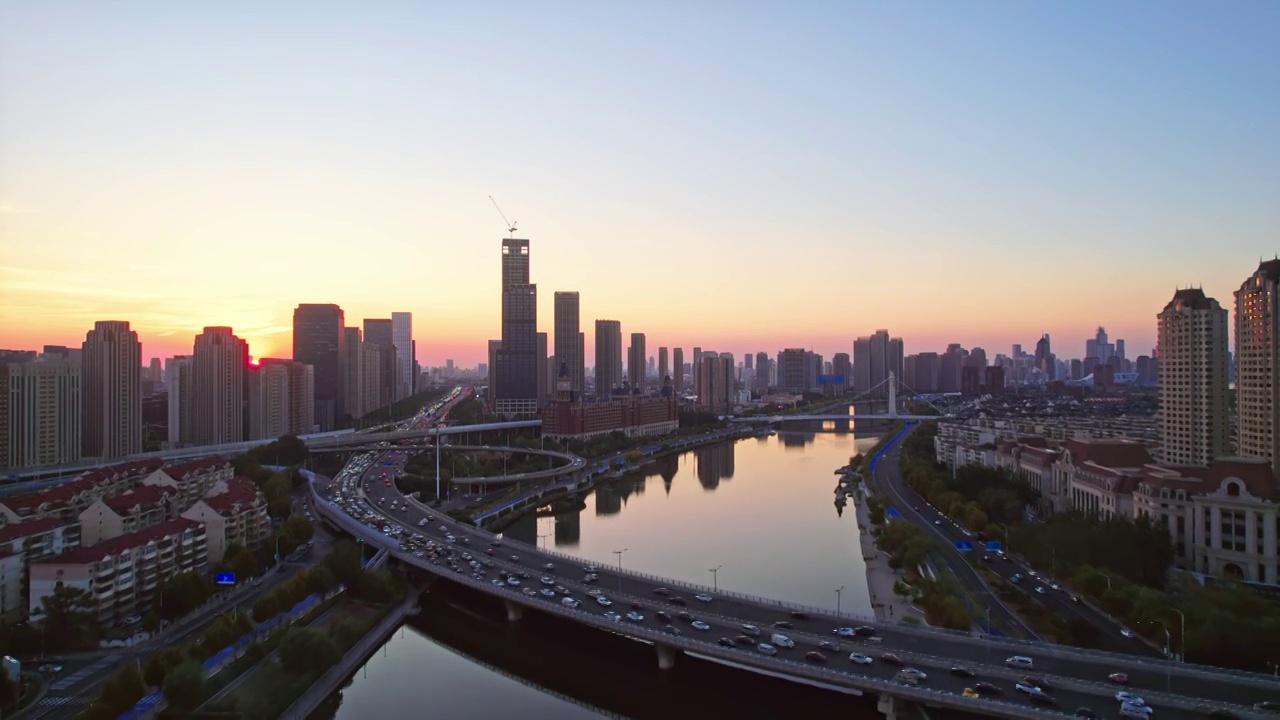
[293,304,345,430]
[1115,339,1126,362]
[81,320,142,460]
[968,347,988,368]
[696,354,734,413]
[938,347,965,393]
[1033,334,1053,380]
[807,351,823,393]
[577,332,585,394]
[628,333,647,393]
[1235,259,1280,474]
[832,353,851,390]
[1158,289,1229,466]
[192,327,248,445]
[341,327,365,421]
[692,347,703,394]
[595,321,623,399]
[913,352,940,392]
[673,348,684,395]
[251,359,315,439]
[537,332,549,405]
[554,292,583,397]
[147,358,162,385]
[165,356,195,448]
[888,336,904,384]
[777,349,808,393]
[1,360,81,470]
[1070,358,1083,381]
[1012,344,1022,359]
[744,353,753,372]
[362,318,397,411]
[361,343,384,417]
[754,351,769,392]
[658,347,669,385]
[391,312,414,400]
[852,330,901,395]
[984,366,1005,394]
[495,238,538,415]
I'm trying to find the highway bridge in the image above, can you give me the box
[308,452,1280,720]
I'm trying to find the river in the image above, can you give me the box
[323,423,890,719]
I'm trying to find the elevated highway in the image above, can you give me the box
[310,452,1280,720]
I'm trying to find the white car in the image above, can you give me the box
[849,653,873,665]
[1015,682,1041,694]
[543,562,555,570]
[603,611,622,622]
[596,596,613,607]
[540,588,556,597]
[695,594,713,602]
[899,668,927,681]
[587,588,603,597]
[561,597,580,609]
[626,611,644,622]
[1116,692,1145,705]
[506,577,520,586]
[757,643,778,656]
[691,620,711,631]
[835,627,856,637]
[541,576,555,585]
[741,624,761,636]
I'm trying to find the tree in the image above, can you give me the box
[325,540,364,588]
[304,564,335,595]
[162,660,206,714]
[156,572,215,621]
[98,665,145,715]
[144,645,190,687]
[284,514,314,547]
[278,627,338,675]
[264,473,293,518]
[223,542,262,580]
[39,585,100,651]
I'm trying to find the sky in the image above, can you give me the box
[2,2,1277,367]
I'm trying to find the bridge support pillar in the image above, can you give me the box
[503,600,524,622]
[654,643,680,670]
[877,693,898,720]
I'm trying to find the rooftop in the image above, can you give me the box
[202,477,263,515]
[162,456,230,480]
[0,517,77,545]
[104,484,177,513]
[1062,438,1153,469]
[39,518,201,566]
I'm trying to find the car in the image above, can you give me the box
[854,625,877,637]
[981,554,993,563]
[522,587,538,597]
[677,611,694,623]
[880,653,904,666]
[757,643,778,656]
[1116,692,1144,705]
[835,627,856,637]
[717,637,735,647]
[734,635,755,646]
[848,653,873,665]
[603,611,622,622]
[1120,628,1135,638]
[695,594,713,602]
[1029,691,1057,706]
[1073,710,1101,719]
[972,682,1002,695]
[652,587,670,595]
[691,620,711,631]
[1108,672,1129,684]
[950,667,975,678]
[899,667,927,681]
[893,670,921,686]
[933,520,942,526]
[543,562,555,570]
[1255,701,1280,713]
[509,554,520,562]
[595,596,613,607]
[1005,655,1034,669]
[492,579,505,587]
[1050,583,1060,591]
[741,624,761,636]
[790,611,810,620]
[541,576,555,585]
[819,641,840,652]
[587,588,603,597]
[669,597,687,606]
[655,611,672,623]
[1010,574,1023,583]
[963,688,979,698]
[1024,675,1050,690]
[773,620,793,629]
[1035,586,1047,595]
[540,588,556,597]
[662,625,682,636]
[805,651,827,663]
[506,577,520,586]
[562,597,580,609]
[1015,682,1041,695]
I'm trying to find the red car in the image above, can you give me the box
[1108,672,1129,684]
[881,653,904,666]
[805,651,828,663]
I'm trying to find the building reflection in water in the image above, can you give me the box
[694,442,735,491]
[779,431,818,449]
[504,510,538,546]
[554,510,580,546]
[655,455,678,495]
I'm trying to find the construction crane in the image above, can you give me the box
[488,196,517,237]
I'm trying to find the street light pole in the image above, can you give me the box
[708,565,721,592]
[835,585,845,615]
[1171,608,1186,663]
[613,549,627,593]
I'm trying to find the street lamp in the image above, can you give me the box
[1099,571,1113,591]
[1143,620,1173,692]
[613,549,627,593]
[1171,608,1186,663]
[835,585,845,615]
[708,565,722,592]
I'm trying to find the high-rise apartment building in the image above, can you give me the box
[832,353,851,391]
[696,354,734,414]
[853,330,903,395]
[1157,289,1229,466]
[495,239,538,415]
[673,348,684,395]
[250,359,315,439]
[755,351,769,392]
[293,304,345,430]
[627,333,646,394]
[777,349,809,394]
[1,361,81,470]
[391,312,414,401]
[554,292,584,398]
[362,319,397,412]
[81,321,142,460]
[360,343,384,418]
[1235,259,1280,474]
[594,321,623,399]
[192,327,248,445]
[164,356,194,448]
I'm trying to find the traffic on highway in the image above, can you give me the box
[317,441,1280,720]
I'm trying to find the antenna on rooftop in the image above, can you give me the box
[489,196,517,237]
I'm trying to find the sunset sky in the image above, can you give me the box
[2,2,1277,367]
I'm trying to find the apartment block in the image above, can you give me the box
[1235,260,1280,475]
[2,360,81,471]
[142,456,234,512]
[180,476,270,562]
[1157,289,1230,466]
[0,458,163,525]
[78,484,179,547]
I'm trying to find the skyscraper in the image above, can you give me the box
[657,347,669,385]
[1034,334,1054,380]
[293,304,345,430]
[362,318,397,412]
[2,360,81,470]
[495,238,538,415]
[554,292,583,397]
[192,327,248,446]
[755,351,769,392]
[250,359,315,439]
[536,332,549,406]
[1158,289,1229,467]
[777,349,809,393]
[595,320,623,399]
[81,320,142,460]
[697,354,733,414]
[391,312,414,401]
[832,352,851,391]
[628,333,646,393]
[1235,259,1280,474]
[342,327,365,421]
[673,347,684,395]
[165,356,194,448]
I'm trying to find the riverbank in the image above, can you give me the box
[855,489,925,625]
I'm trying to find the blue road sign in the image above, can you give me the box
[984,540,1003,551]
[886,507,903,519]
[818,374,846,385]
[955,541,974,552]
[215,572,236,586]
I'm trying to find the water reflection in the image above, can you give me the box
[693,442,735,490]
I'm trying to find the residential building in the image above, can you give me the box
[594,321,623,400]
[0,551,24,622]
[81,321,142,461]
[777,349,809,394]
[251,359,315,439]
[0,459,162,526]
[1235,259,1280,475]
[164,356,194,449]
[697,354,734,414]
[360,342,385,420]
[1157,289,1230,466]
[180,476,270,562]
[0,518,81,620]
[657,347,669,387]
[494,238,539,416]
[627,333,646,394]
[2,360,81,471]
[293,303,346,430]
[831,353,851,393]
[192,327,248,445]
[553,292,584,398]
[142,456,234,512]
[29,518,207,626]
[391,312,414,401]
[542,367,679,440]
[853,330,903,395]
[78,484,178,547]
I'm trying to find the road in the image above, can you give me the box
[873,426,1162,658]
[320,448,1280,720]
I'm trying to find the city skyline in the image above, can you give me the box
[3,4,1278,365]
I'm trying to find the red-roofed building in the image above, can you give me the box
[142,456,233,511]
[29,518,206,626]
[0,458,163,526]
[180,477,269,562]
[0,518,82,620]
[1055,439,1154,520]
[78,484,179,547]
